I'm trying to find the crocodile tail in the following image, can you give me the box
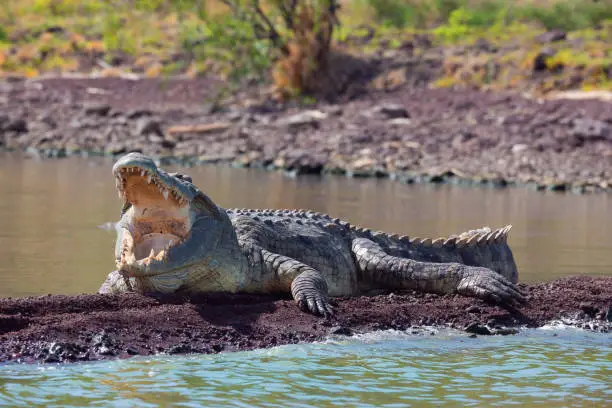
[357,225,518,283]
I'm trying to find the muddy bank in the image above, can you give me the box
[1,77,612,193]
[0,276,609,364]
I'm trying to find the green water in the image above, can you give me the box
[1,327,610,407]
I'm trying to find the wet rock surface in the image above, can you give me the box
[1,77,612,193]
[0,276,609,364]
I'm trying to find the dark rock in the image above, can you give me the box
[84,103,111,116]
[245,100,279,115]
[4,118,28,133]
[92,330,116,356]
[0,314,29,334]
[492,327,519,336]
[44,341,85,362]
[126,346,139,355]
[38,114,57,128]
[329,326,354,336]
[126,109,153,119]
[136,118,164,137]
[160,138,177,149]
[537,30,567,43]
[580,302,598,318]
[533,48,556,72]
[474,38,495,52]
[377,103,409,119]
[465,322,492,335]
[0,114,9,128]
[45,26,65,34]
[167,343,193,355]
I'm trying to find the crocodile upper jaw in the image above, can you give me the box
[114,166,191,267]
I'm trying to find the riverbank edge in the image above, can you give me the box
[4,146,612,196]
[1,276,609,364]
[2,76,612,195]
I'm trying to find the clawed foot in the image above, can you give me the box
[457,268,527,308]
[291,270,334,317]
[295,292,334,316]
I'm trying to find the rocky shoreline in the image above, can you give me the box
[0,276,610,364]
[1,77,611,193]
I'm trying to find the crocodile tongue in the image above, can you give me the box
[134,233,177,262]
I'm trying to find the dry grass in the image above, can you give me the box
[271,2,337,99]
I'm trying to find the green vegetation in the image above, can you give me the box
[0,0,610,95]
[356,0,612,32]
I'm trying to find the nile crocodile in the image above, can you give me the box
[99,153,525,315]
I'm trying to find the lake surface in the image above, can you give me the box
[1,327,610,407]
[0,152,610,407]
[0,152,611,297]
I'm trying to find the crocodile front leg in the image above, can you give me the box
[258,248,333,316]
[98,270,132,294]
[98,270,156,294]
[352,238,525,307]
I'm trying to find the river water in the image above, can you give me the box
[0,327,609,407]
[0,152,610,406]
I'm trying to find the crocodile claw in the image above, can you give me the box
[290,270,334,317]
[296,294,334,317]
[457,268,527,308]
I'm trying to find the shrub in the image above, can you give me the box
[364,0,415,28]
[0,26,8,43]
[211,0,340,99]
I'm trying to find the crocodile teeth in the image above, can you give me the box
[163,190,169,200]
[148,175,152,184]
[141,170,145,177]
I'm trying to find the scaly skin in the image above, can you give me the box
[99,153,525,315]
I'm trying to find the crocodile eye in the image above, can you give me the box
[169,172,193,183]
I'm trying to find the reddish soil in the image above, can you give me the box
[1,276,609,364]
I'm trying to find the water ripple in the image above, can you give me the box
[1,328,610,407]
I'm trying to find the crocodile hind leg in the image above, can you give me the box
[258,248,333,316]
[352,238,525,307]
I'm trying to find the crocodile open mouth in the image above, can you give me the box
[114,166,190,266]
[115,166,188,207]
